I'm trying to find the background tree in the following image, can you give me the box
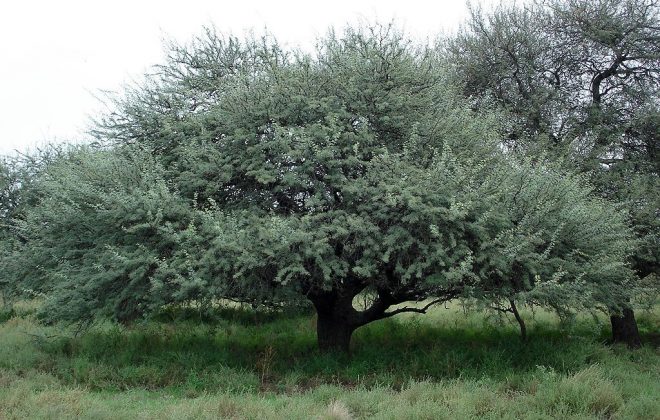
[0,146,67,308]
[467,159,636,341]
[447,0,659,347]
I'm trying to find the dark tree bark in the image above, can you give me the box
[308,280,459,353]
[610,306,642,349]
[308,286,363,354]
[509,299,527,342]
[316,309,357,353]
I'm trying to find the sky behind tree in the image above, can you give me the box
[0,0,499,154]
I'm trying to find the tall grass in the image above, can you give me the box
[0,301,658,419]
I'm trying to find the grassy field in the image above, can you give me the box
[0,301,658,419]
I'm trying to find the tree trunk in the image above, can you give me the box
[509,299,527,342]
[610,306,642,349]
[316,310,356,353]
[308,288,362,354]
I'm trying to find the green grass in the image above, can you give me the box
[0,301,658,419]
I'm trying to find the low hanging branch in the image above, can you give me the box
[374,291,460,321]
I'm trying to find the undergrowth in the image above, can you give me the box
[0,301,658,419]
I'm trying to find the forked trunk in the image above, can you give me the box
[610,306,641,349]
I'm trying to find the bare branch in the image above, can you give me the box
[376,294,458,321]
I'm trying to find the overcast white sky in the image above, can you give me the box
[0,0,499,155]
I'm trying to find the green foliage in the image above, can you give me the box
[0,147,68,307]
[447,0,659,290]
[0,24,639,346]
[448,0,659,152]
[13,147,193,323]
[473,159,636,315]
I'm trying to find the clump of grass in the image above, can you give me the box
[323,400,354,420]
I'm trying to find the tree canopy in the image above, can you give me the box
[1,22,645,352]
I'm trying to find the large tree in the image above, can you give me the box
[7,26,638,352]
